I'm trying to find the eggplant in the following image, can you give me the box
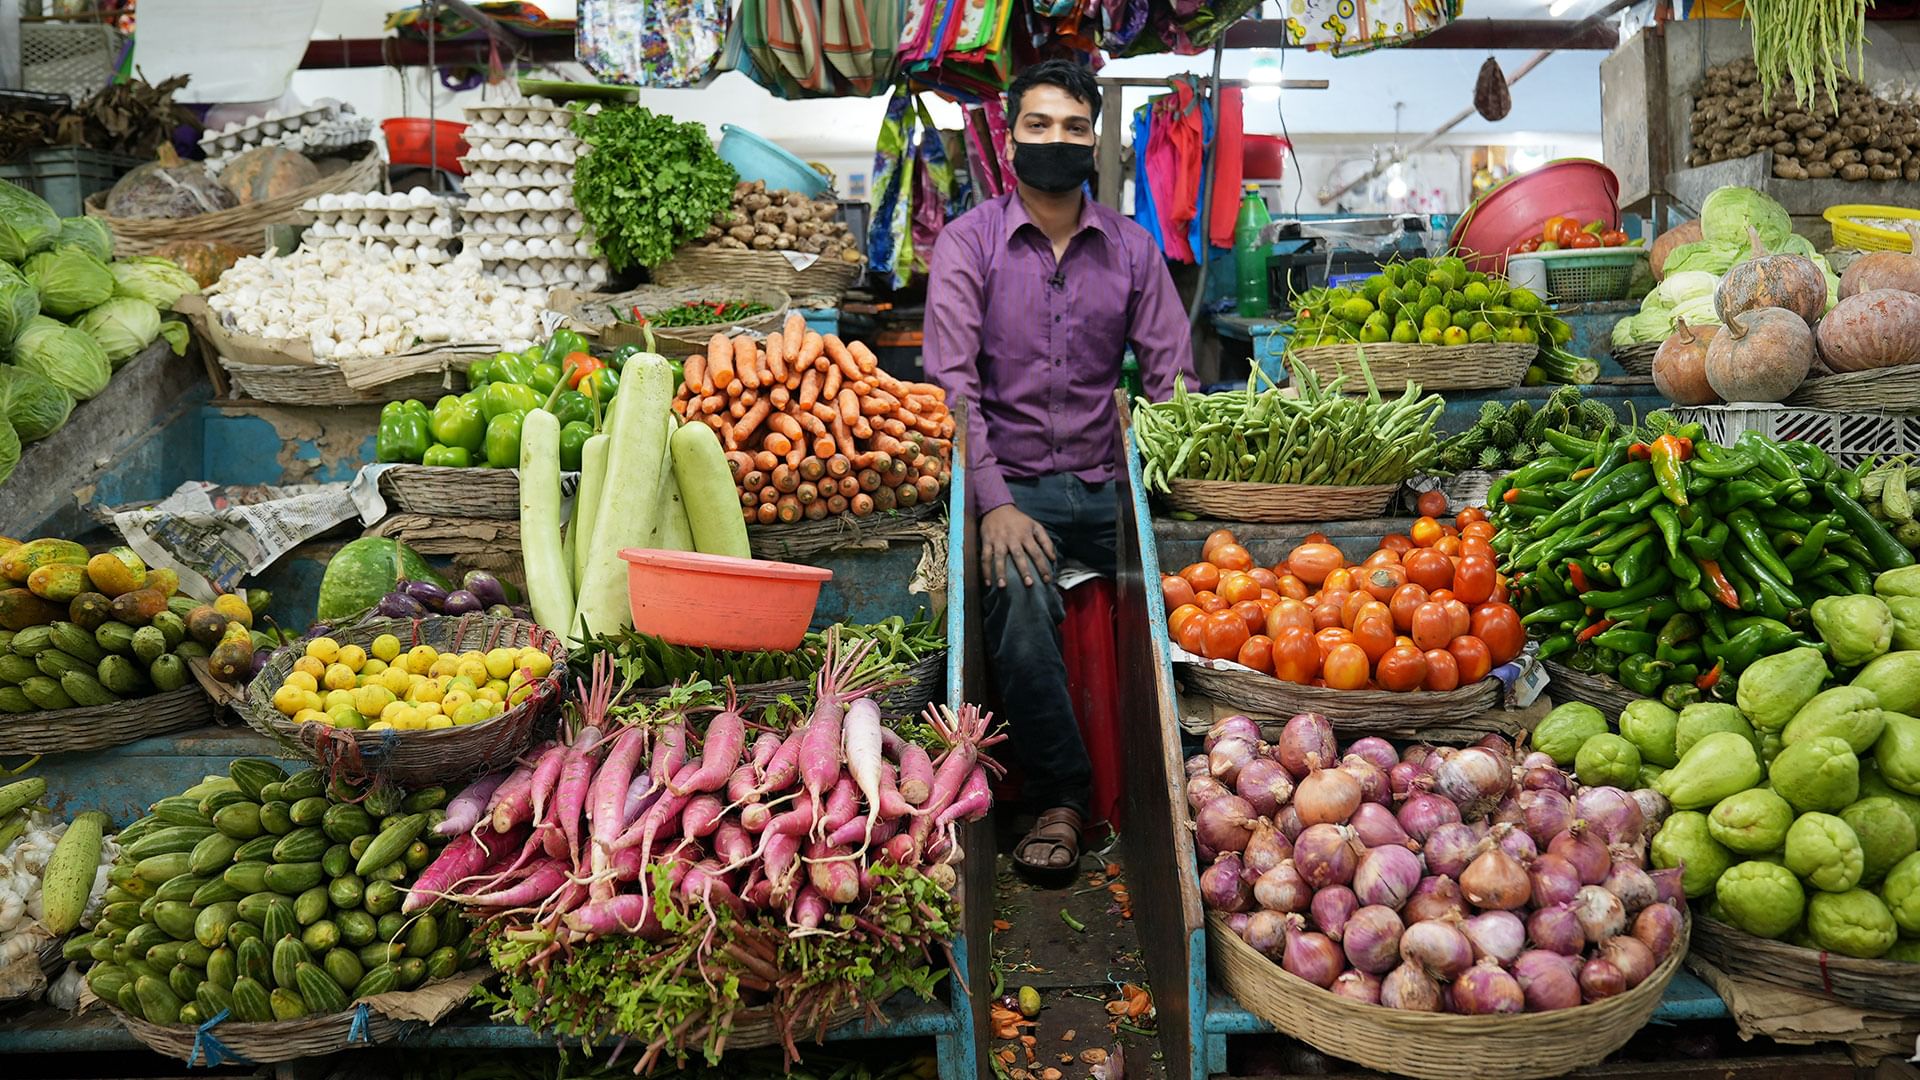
[461,570,516,608]
[442,589,484,615]
[485,604,515,619]
[402,580,451,611]
[250,648,272,678]
[376,592,429,619]
[509,605,532,621]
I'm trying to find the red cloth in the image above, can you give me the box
[1207,85,1245,250]
[1063,578,1125,830]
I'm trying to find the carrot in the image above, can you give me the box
[872,485,897,512]
[741,469,766,490]
[857,468,882,493]
[852,417,873,440]
[810,402,839,425]
[812,436,836,459]
[725,378,743,397]
[771,464,798,493]
[768,412,803,443]
[825,335,862,381]
[795,332,824,371]
[912,414,943,437]
[732,399,771,443]
[826,454,852,478]
[729,398,746,420]
[895,482,918,507]
[822,363,842,402]
[871,433,910,457]
[862,390,899,414]
[739,489,756,509]
[736,338,760,389]
[804,499,829,520]
[701,393,726,415]
[836,387,860,426]
[837,475,860,499]
[752,449,778,472]
[798,368,822,409]
[769,385,790,410]
[795,480,818,504]
[707,333,735,388]
[831,414,857,460]
[757,502,778,524]
[826,494,848,514]
[724,451,754,478]
[759,485,780,505]
[684,355,707,397]
[764,432,792,458]
[880,418,907,437]
[849,340,879,374]
[783,312,805,357]
[776,495,802,523]
[850,493,874,516]
[764,329,788,383]
[915,474,940,501]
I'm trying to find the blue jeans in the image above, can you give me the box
[981,473,1117,817]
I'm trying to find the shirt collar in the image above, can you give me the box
[1001,190,1114,248]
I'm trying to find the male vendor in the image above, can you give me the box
[924,60,1197,883]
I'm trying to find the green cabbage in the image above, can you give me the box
[72,297,161,367]
[56,216,113,262]
[1656,271,1720,308]
[1671,295,1722,328]
[1702,186,1793,251]
[0,417,17,487]
[0,262,38,349]
[22,245,114,318]
[109,257,199,311]
[1662,240,1745,278]
[1611,317,1635,347]
[11,315,110,400]
[0,365,72,442]
[0,180,60,264]
[1629,308,1673,343]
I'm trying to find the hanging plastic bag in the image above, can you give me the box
[576,0,732,88]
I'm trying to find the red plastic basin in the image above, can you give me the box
[383,118,469,174]
[1449,158,1620,274]
[619,548,832,652]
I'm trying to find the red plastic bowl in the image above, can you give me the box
[1449,159,1620,274]
[619,548,832,652]
[383,118,470,174]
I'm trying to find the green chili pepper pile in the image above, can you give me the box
[1494,418,1916,710]
[1855,455,1920,555]
[1133,358,1442,493]
[626,299,773,328]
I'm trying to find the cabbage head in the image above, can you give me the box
[1611,316,1636,347]
[109,257,198,311]
[1663,241,1745,278]
[1630,307,1674,343]
[56,216,113,262]
[73,297,161,367]
[0,365,72,442]
[1656,271,1720,308]
[0,417,18,487]
[22,245,114,318]
[1702,186,1793,250]
[1671,295,1722,328]
[0,180,60,264]
[12,315,110,400]
[0,262,38,348]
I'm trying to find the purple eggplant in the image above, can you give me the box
[442,590,484,615]
[485,604,515,619]
[250,648,272,678]
[509,605,532,621]
[461,570,517,608]
[402,580,451,611]
[376,592,429,619]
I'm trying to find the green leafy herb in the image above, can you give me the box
[570,106,737,271]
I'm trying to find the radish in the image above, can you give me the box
[829,810,902,848]
[750,732,780,774]
[934,766,992,829]
[766,830,804,902]
[451,860,570,908]
[439,771,507,836]
[897,743,934,806]
[621,774,656,828]
[668,686,745,794]
[807,842,861,903]
[651,717,687,790]
[682,794,725,838]
[912,704,1004,851]
[740,801,771,833]
[713,821,753,865]
[725,763,758,803]
[822,777,860,834]
[564,894,666,939]
[490,756,543,833]
[406,825,526,911]
[797,633,885,829]
[841,697,886,849]
[587,722,648,896]
[792,885,828,929]
[755,731,802,797]
[681,860,748,921]
[524,741,569,833]
[553,724,603,865]
[880,832,918,866]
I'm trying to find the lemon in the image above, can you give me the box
[515,649,553,678]
[476,686,505,705]
[292,656,326,681]
[370,634,402,662]
[337,644,368,672]
[425,657,458,680]
[416,701,443,717]
[353,684,396,717]
[273,685,311,715]
[452,701,493,726]
[446,675,477,695]
[368,720,394,732]
[455,659,489,684]
[405,645,439,675]
[322,663,357,691]
[506,669,528,692]
[327,703,366,729]
[291,707,326,726]
[408,679,445,705]
[306,637,341,664]
[380,667,413,695]
[283,670,318,694]
[380,700,409,721]
[442,690,474,714]
[426,715,455,730]
[507,681,536,708]
[323,689,356,712]
[475,647,512,679]
[392,706,421,728]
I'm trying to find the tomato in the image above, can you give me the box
[1459,537,1496,561]
[1423,648,1461,691]
[1570,230,1602,249]
[1461,520,1496,544]
[1318,588,1350,613]
[1232,600,1268,638]
[1273,628,1320,684]
[1489,577,1511,606]
[1195,590,1229,613]
[1248,567,1281,592]
[1237,634,1275,675]
[1168,603,1203,636]
[1178,616,1207,655]
[1342,589,1374,627]
[1402,548,1454,593]
[1443,598,1473,640]
[1409,516,1446,548]
[1429,588,1454,603]
[1202,611,1250,660]
[1410,601,1454,651]
[1162,574,1197,612]
[1352,600,1392,632]
[1542,215,1570,244]
[1202,529,1239,560]
[1315,626,1355,658]
[1389,583,1430,632]
[1362,564,1407,603]
[1302,532,1329,544]
[1287,542,1345,587]
[1265,598,1314,638]
[1516,237,1542,253]
[1212,543,1255,572]
[1181,562,1220,593]
[1218,572,1263,605]
[1322,567,1355,594]
[1450,635,1493,684]
[1313,600,1346,631]
[1456,506,1488,528]
[1353,615,1396,664]
[1555,218,1582,247]
[1454,555,1497,605]
[1601,228,1630,247]
[1323,643,1372,690]
[1258,588,1281,606]
[1363,547,1401,568]
[1275,573,1310,601]
[1378,534,1414,555]
[1432,534,1462,557]
[1375,644,1429,693]
[1471,602,1526,665]
[1416,489,1449,518]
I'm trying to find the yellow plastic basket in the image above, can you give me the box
[1825,204,1920,252]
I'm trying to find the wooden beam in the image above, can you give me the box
[1221,17,1620,52]
[299,35,574,69]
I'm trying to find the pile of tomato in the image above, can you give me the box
[1162,504,1525,693]
[1513,214,1633,254]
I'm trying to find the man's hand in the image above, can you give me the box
[981,504,1056,589]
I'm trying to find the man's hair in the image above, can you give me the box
[1007,60,1101,127]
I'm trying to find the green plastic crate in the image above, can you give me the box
[0,146,141,218]
[1530,246,1647,304]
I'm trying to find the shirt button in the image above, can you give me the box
[1054,315,1060,322]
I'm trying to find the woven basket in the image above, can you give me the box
[1178,662,1501,730]
[217,355,469,407]
[240,615,565,786]
[0,686,215,755]
[1689,917,1920,1014]
[630,649,944,723]
[747,499,945,562]
[1160,480,1398,524]
[1207,910,1689,1080]
[1287,342,1536,392]
[651,245,864,302]
[553,283,791,357]
[111,1004,405,1064]
[84,147,384,257]
[377,465,527,520]
[1612,341,1659,377]
[1787,365,1920,412]
[1543,661,1638,719]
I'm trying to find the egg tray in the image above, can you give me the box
[198,98,348,153]
[203,117,372,173]
[459,144,579,167]
[462,210,585,234]
[465,189,577,214]
[307,209,457,229]
[463,173,574,195]
[310,220,458,244]
[464,121,576,143]
[464,99,600,126]
[466,236,595,261]
[486,258,610,288]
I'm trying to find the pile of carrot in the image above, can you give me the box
[671,313,956,525]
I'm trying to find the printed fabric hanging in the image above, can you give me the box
[1290,0,1461,56]
[867,86,957,288]
[576,0,732,87]
[1131,79,1243,262]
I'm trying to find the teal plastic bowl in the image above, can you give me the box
[717,123,828,197]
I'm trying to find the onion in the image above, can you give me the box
[1491,791,1525,828]
[1277,713,1337,778]
[1520,751,1556,771]
[1527,902,1586,956]
[1526,853,1582,908]
[1422,823,1480,879]
[1521,766,1574,796]
[1630,788,1672,831]
[1295,764,1362,827]
[1198,840,1217,864]
[1185,754,1209,778]
[1195,795,1257,854]
[1281,914,1343,989]
[1512,950,1582,1012]
[1234,757,1296,817]
[1650,867,1686,907]
[1200,853,1252,912]
[1342,905,1405,974]
[1311,885,1359,941]
[1493,822,1538,862]
[1400,919,1473,980]
[1401,745,1436,767]
[1349,802,1414,849]
[1353,845,1422,910]
[1242,820,1294,879]
[1209,737,1258,787]
[1242,909,1288,956]
[1205,715,1262,753]
[1330,969,1382,1004]
[1253,860,1312,913]
[1632,901,1683,960]
[1475,733,1516,771]
[1403,875,1466,924]
[1574,786,1645,846]
[1294,824,1362,889]
[1340,755,1391,806]
[1185,776,1230,812]
[1276,805,1305,842]
[1380,962,1443,1011]
[1548,826,1609,885]
[1461,843,1532,911]
[1387,761,1431,798]
[1572,884,1627,944]
[1225,912,1251,937]
[1434,747,1508,813]
[1600,934,1657,988]
[1579,956,1627,1002]
[1461,910,1526,965]
[1450,958,1525,1015]
[1518,789,1575,848]
[1346,737,1399,772]
[1396,793,1462,843]
[1602,859,1657,914]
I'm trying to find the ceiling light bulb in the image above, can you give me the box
[1548,0,1580,15]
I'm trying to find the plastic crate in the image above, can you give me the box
[0,146,141,218]
[1532,247,1646,303]
[21,22,126,103]
[1672,403,1920,469]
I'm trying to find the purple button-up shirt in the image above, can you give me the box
[924,192,1197,516]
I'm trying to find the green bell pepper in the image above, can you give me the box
[580,367,619,405]
[375,401,429,464]
[1617,653,1667,696]
[1536,633,1576,662]
[428,394,486,452]
[1592,628,1657,657]
[484,411,527,469]
[1662,683,1702,710]
[527,363,563,396]
[559,420,593,472]
[482,382,543,422]
[610,344,644,371]
[490,354,535,387]
[551,389,595,429]
[422,444,471,468]
[543,330,590,367]
[467,355,499,386]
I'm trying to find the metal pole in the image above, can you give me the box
[1187,37,1226,327]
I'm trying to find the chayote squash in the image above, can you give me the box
[1782,686,1885,754]
[1875,565,1920,600]
[1882,851,1920,935]
[1709,787,1795,855]
[1656,730,1764,810]
[1531,702,1608,766]
[1652,811,1735,897]
[1769,735,1860,813]
[1715,860,1805,939]
[1886,598,1920,653]
[1677,702,1757,759]
[1575,733,1641,789]
[1860,763,1920,836]
[1874,712,1920,796]
[1851,651,1920,716]
[1806,888,1897,958]
[1785,812,1864,892]
[1840,797,1918,884]
[1811,594,1894,668]
[1619,699,1681,767]
[1736,646,1829,733]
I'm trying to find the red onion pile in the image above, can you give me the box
[1190,714,1681,1015]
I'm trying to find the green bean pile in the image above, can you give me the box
[1132,360,1442,493]
[1746,0,1868,114]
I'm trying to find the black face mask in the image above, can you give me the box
[1012,140,1095,194]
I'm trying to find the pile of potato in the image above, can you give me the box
[697,181,862,263]
[1688,59,1920,182]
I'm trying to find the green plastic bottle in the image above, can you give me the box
[1233,184,1272,318]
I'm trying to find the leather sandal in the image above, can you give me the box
[1012,806,1084,886]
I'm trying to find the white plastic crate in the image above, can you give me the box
[21,23,126,104]
[1672,403,1920,469]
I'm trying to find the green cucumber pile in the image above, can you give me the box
[73,759,474,1026]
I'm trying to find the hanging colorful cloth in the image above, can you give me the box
[740,0,808,97]
[868,88,955,287]
[1130,103,1166,252]
[1156,80,1205,264]
[911,123,957,264]
[865,0,907,91]
[961,99,1014,200]
[767,0,835,94]
[1205,83,1244,250]
[576,0,731,87]
[823,0,876,93]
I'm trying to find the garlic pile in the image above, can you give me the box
[458,98,608,289]
[205,241,545,359]
[300,187,458,255]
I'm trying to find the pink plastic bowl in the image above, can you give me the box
[1449,159,1620,274]
[619,548,832,652]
